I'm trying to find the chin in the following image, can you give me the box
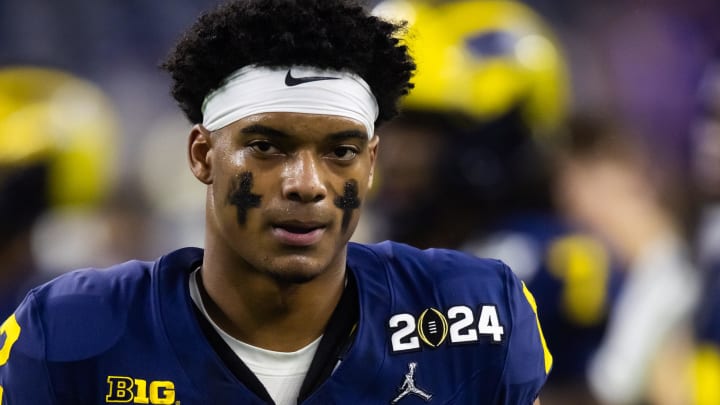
[260,255,329,285]
[265,270,319,285]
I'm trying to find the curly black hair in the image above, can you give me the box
[162,0,415,125]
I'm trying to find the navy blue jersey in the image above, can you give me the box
[692,261,720,403]
[696,261,720,344]
[466,213,623,382]
[0,241,551,404]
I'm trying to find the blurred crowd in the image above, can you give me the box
[1,0,719,404]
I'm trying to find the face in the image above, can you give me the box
[189,112,378,283]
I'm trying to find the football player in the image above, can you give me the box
[554,114,700,405]
[370,1,622,403]
[0,67,118,321]
[688,54,720,405]
[0,0,550,404]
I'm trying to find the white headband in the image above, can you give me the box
[201,66,379,138]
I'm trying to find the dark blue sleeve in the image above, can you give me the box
[0,292,57,404]
[494,264,553,404]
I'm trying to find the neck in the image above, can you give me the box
[199,244,347,352]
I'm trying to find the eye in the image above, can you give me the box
[249,140,281,155]
[329,146,359,161]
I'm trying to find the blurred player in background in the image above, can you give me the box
[687,52,720,405]
[370,1,623,403]
[0,66,118,320]
[553,114,700,405]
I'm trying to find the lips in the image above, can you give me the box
[271,221,327,246]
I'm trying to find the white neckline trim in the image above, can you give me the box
[188,268,322,376]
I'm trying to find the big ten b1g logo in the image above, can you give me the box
[0,315,22,405]
[106,376,176,404]
[388,305,504,353]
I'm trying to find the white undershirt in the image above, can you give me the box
[189,269,322,405]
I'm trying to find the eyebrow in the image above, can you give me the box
[241,124,289,139]
[240,124,368,144]
[327,130,368,144]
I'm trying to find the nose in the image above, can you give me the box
[281,151,327,203]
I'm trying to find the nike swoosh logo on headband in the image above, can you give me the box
[284,70,340,86]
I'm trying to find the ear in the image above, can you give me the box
[188,124,213,184]
[367,135,380,189]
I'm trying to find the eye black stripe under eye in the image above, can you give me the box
[227,172,262,225]
[334,180,361,231]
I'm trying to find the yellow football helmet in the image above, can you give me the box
[373,0,570,137]
[0,66,118,207]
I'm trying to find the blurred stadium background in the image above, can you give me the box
[0,0,717,259]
